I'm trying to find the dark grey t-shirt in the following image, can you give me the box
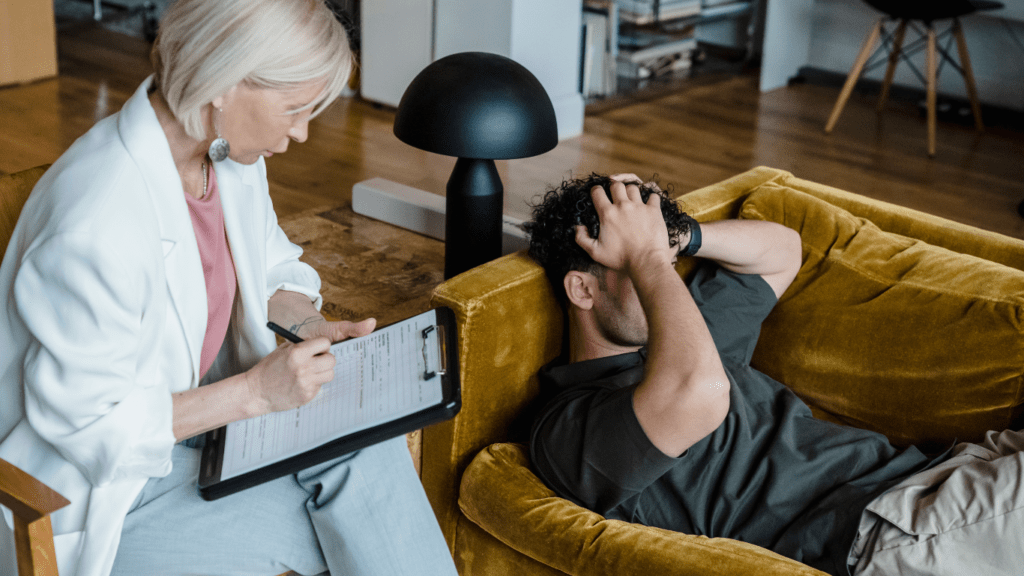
[530,264,939,576]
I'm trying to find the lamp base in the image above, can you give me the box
[445,158,504,278]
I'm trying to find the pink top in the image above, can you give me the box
[184,164,237,380]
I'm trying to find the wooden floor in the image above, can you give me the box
[3,23,1023,257]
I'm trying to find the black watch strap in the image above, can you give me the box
[679,215,702,257]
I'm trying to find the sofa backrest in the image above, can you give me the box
[741,181,1024,452]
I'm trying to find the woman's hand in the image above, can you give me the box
[259,290,376,414]
[245,337,337,415]
[294,317,377,343]
[173,314,377,438]
[267,289,376,344]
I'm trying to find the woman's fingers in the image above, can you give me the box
[249,336,337,412]
[319,318,377,343]
[296,336,331,356]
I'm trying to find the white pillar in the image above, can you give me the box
[434,0,585,140]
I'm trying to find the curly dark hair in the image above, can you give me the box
[524,173,692,304]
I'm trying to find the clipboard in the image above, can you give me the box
[198,307,460,501]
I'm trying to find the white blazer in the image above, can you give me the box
[0,77,323,576]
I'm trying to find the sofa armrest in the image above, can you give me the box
[426,252,567,550]
[460,443,829,576]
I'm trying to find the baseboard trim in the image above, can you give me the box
[352,178,530,255]
[794,66,1024,131]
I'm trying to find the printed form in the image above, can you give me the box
[220,310,444,480]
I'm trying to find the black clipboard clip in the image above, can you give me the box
[421,324,447,380]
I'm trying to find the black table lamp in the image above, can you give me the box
[394,52,558,278]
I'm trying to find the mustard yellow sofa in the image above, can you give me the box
[423,166,1024,576]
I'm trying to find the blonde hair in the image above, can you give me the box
[152,0,353,141]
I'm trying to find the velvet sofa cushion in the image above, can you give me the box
[458,442,829,576]
[739,182,1024,451]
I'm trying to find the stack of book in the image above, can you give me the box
[701,0,746,8]
[616,0,701,25]
[617,25,697,80]
[698,0,753,20]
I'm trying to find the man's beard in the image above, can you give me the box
[593,303,648,349]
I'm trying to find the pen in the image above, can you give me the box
[267,321,304,344]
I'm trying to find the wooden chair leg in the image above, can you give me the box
[825,19,883,133]
[926,26,937,157]
[13,515,60,576]
[877,20,908,113]
[953,18,984,131]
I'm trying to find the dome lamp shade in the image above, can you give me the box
[394,52,558,159]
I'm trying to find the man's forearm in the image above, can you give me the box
[690,220,802,298]
[630,255,730,458]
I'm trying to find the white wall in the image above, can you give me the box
[435,0,513,57]
[510,0,585,140]
[361,0,585,140]
[359,0,433,109]
[435,0,585,140]
[806,0,1024,112]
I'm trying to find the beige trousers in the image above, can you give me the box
[849,428,1024,576]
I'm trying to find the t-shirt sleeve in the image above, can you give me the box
[530,382,679,516]
[688,263,778,367]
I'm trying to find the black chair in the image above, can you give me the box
[824,0,1004,157]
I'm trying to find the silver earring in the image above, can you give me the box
[208,107,230,162]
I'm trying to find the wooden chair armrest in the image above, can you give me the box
[0,458,68,522]
[1,458,69,576]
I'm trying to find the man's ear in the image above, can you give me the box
[564,271,597,311]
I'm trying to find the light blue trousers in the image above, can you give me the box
[109,436,458,576]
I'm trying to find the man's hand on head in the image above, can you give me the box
[574,180,676,276]
[609,173,669,196]
[609,172,644,185]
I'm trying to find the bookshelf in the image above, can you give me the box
[582,0,759,98]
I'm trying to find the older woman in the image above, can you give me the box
[0,1,457,575]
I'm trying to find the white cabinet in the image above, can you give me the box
[0,0,57,86]
[359,0,434,109]
[360,0,585,140]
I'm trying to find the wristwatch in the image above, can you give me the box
[679,215,702,257]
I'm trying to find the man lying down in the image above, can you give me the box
[524,173,1024,576]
